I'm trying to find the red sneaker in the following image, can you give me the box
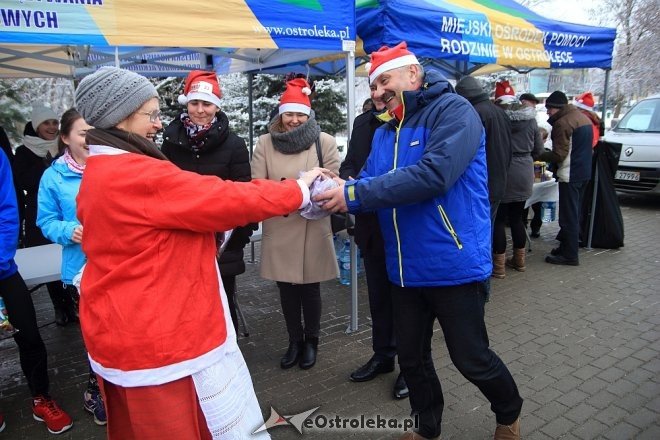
[32,396,73,434]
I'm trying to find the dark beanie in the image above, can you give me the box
[455,76,485,99]
[545,91,568,109]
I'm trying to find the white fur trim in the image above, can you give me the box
[279,103,311,115]
[496,95,518,105]
[369,54,420,83]
[183,91,222,109]
[574,101,593,111]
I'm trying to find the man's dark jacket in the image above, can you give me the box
[339,110,386,257]
[461,94,512,203]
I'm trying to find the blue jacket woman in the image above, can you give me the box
[36,157,85,285]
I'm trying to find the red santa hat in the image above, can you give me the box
[279,78,312,115]
[494,80,516,103]
[574,92,595,111]
[366,41,420,84]
[177,70,222,108]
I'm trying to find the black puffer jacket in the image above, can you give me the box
[339,110,386,257]
[161,111,255,276]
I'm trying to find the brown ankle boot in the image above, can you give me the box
[494,417,520,440]
[506,248,526,272]
[492,253,506,278]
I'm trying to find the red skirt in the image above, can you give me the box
[98,375,212,440]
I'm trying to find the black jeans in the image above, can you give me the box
[0,272,49,397]
[558,181,588,260]
[392,281,522,438]
[362,252,396,361]
[277,282,321,342]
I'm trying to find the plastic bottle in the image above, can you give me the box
[0,296,13,332]
[541,201,556,222]
[339,240,351,285]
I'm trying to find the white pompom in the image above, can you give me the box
[177,94,188,106]
[302,87,312,96]
[365,62,372,72]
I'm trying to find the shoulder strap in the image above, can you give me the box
[315,134,323,168]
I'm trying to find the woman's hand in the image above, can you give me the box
[299,167,330,187]
[72,225,83,244]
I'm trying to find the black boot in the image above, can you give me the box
[280,341,303,369]
[54,307,68,326]
[299,337,318,370]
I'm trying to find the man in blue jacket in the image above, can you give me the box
[0,150,73,434]
[316,42,522,440]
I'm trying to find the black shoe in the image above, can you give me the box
[530,229,540,238]
[54,308,68,326]
[299,337,318,370]
[545,254,579,266]
[550,247,562,256]
[280,341,303,369]
[350,357,395,382]
[393,373,409,399]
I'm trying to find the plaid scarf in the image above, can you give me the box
[181,112,217,151]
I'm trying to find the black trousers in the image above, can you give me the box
[221,274,238,332]
[558,181,588,260]
[277,282,321,342]
[392,281,522,438]
[362,252,396,361]
[0,272,49,397]
[522,202,543,232]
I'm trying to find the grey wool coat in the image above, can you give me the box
[502,105,545,203]
[251,132,339,284]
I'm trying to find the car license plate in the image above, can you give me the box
[615,170,640,181]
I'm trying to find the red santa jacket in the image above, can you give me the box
[77,149,302,386]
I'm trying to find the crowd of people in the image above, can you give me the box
[0,39,605,439]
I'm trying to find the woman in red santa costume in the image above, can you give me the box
[74,66,323,439]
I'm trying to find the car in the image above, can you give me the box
[604,94,660,195]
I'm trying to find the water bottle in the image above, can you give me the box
[541,202,556,222]
[0,296,13,332]
[339,240,351,285]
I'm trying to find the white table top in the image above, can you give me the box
[526,179,559,209]
[14,243,62,286]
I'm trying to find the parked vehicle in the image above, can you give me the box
[604,94,660,195]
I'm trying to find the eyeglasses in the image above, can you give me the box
[137,109,162,123]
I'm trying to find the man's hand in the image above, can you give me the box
[72,225,83,244]
[314,177,348,213]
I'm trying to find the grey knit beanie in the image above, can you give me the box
[75,67,158,129]
[455,76,485,100]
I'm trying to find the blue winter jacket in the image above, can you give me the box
[37,157,85,284]
[0,150,19,281]
[345,70,492,287]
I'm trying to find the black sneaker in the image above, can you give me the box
[545,255,579,266]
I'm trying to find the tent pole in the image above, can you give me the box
[345,46,358,334]
[248,72,256,264]
[587,69,610,249]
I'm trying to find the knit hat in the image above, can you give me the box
[494,80,515,103]
[31,104,58,131]
[177,70,222,108]
[545,91,568,109]
[75,67,158,129]
[455,76,486,100]
[366,41,420,84]
[574,92,595,111]
[279,78,312,115]
[519,93,539,104]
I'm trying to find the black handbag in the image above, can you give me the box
[315,134,354,233]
